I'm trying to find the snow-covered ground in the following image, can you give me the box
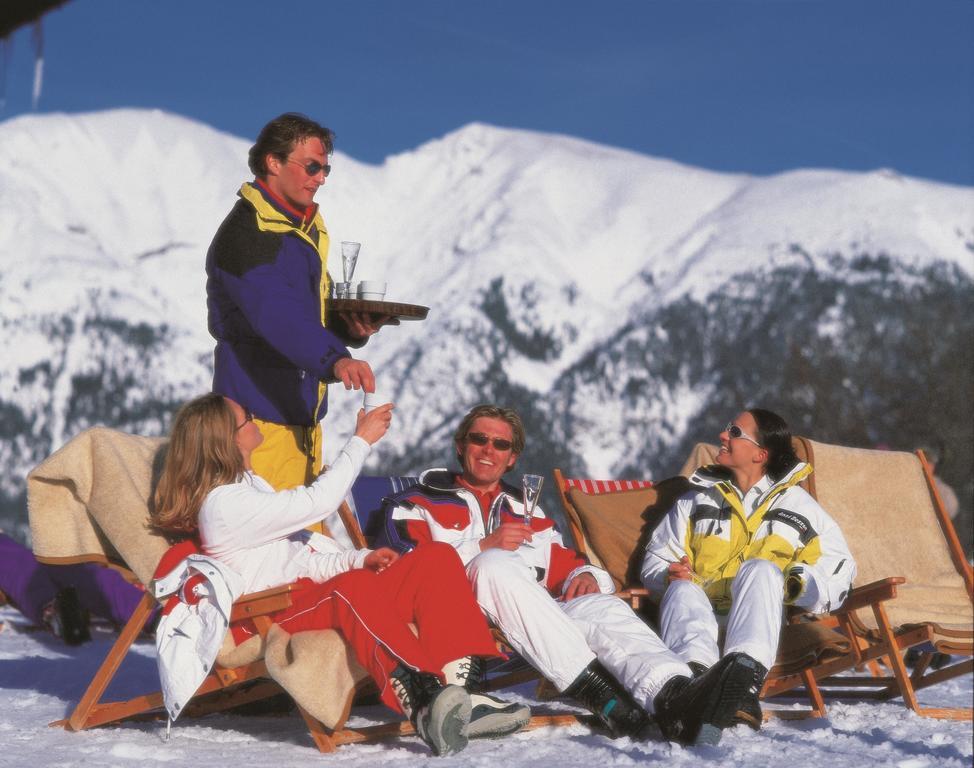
[1,606,970,767]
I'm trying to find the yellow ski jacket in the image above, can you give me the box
[641,463,856,615]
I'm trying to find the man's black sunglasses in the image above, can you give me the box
[466,432,513,451]
[287,158,331,177]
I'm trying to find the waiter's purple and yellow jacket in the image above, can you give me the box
[206,180,349,427]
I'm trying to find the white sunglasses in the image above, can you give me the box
[725,422,763,448]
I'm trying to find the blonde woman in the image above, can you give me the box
[152,394,526,755]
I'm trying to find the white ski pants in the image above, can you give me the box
[467,548,691,713]
[658,557,784,671]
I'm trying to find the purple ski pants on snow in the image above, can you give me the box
[0,534,149,627]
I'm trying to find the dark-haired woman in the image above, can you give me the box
[640,408,855,729]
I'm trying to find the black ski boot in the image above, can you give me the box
[564,660,651,738]
[685,660,763,729]
[732,659,768,731]
[43,587,91,646]
[653,652,758,745]
[443,656,531,738]
[389,664,471,756]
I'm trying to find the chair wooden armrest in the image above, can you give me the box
[616,586,650,598]
[831,577,905,616]
[615,586,650,610]
[229,583,303,622]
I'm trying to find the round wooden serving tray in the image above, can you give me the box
[328,298,429,321]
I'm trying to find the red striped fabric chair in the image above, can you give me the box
[553,469,656,565]
[561,477,655,495]
[552,469,668,607]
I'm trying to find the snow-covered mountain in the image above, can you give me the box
[1,109,972,539]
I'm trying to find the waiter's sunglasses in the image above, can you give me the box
[287,158,331,177]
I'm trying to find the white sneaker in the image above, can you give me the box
[442,656,531,738]
[414,684,472,756]
[467,692,531,738]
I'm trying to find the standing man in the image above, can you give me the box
[206,113,385,492]
[377,404,759,747]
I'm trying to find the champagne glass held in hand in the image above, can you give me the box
[521,474,544,525]
[341,241,360,283]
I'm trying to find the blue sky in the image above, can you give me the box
[1,0,972,185]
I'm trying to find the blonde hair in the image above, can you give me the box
[453,404,526,455]
[152,394,244,533]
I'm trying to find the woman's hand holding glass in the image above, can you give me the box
[355,403,393,445]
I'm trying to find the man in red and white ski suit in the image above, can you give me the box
[377,405,760,744]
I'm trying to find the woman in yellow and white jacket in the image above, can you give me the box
[640,408,855,729]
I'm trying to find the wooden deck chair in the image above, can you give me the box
[27,427,456,751]
[554,471,656,574]
[336,474,422,549]
[554,465,866,720]
[679,440,973,720]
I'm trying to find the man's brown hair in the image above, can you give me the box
[248,113,335,178]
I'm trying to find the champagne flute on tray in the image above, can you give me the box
[339,241,360,299]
